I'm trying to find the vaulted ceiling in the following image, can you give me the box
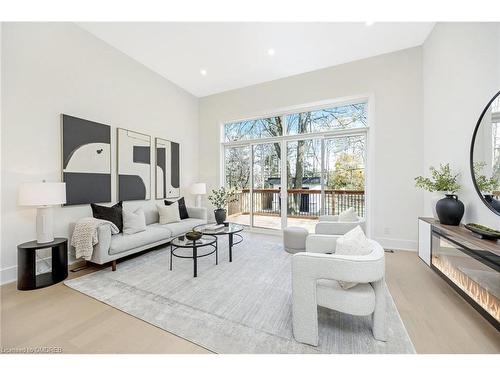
[78,22,435,97]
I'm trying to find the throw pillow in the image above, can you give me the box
[157,202,181,224]
[335,225,373,289]
[91,201,123,232]
[165,197,189,220]
[122,208,147,235]
[338,207,358,222]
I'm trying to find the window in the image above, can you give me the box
[286,103,367,135]
[222,99,369,232]
[224,116,283,142]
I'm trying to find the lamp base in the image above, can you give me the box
[195,195,202,208]
[36,206,54,244]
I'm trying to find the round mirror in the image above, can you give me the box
[470,90,500,216]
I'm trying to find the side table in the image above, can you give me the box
[17,238,68,290]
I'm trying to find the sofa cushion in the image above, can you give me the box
[143,205,159,225]
[159,218,206,237]
[109,224,173,255]
[122,208,147,235]
[158,202,180,224]
[165,197,189,220]
[91,201,123,232]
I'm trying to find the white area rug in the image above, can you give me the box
[65,232,415,353]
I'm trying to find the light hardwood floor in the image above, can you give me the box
[1,240,499,354]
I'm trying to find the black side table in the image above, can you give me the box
[17,238,68,290]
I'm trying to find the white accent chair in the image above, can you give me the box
[315,214,366,235]
[292,234,386,346]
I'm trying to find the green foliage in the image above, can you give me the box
[414,164,461,193]
[328,153,365,190]
[473,162,500,193]
[208,187,238,210]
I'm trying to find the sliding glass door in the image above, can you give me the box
[222,100,368,232]
[225,146,251,226]
[286,138,322,232]
[252,142,282,229]
[323,135,366,218]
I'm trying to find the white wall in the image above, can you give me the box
[199,47,424,250]
[422,22,500,228]
[1,23,199,284]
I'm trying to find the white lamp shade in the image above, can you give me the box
[190,183,207,195]
[18,182,66,206]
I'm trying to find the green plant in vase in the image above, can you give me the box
[208,187,238,224]
[415,164,463,224]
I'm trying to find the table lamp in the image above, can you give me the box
[18,181,66,244]
[190,183,207,208]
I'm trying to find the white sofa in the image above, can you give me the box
[82,205,207,270]
[292,234,386,346]
[315,214,366,235]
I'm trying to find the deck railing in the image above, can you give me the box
[227,188,365,219]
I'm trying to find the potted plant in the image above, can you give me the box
[415,164,463,225]
[208,187,237,224]
[473,162,500,212]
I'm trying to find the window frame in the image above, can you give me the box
[220,94,373,235]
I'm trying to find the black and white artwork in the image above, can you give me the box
[117,128,151,201]
[62,114,112,205]
[155,137,180,199]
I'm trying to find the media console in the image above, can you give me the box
[418,218,499,330]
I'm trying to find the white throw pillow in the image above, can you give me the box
[122,208,147,235]
[335,225,373,289]
[338,207,358,222]
[157,202,180,224]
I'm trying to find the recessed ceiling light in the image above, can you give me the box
[200,69,207,76]
[365,21,374,26]
[267,48,275,56]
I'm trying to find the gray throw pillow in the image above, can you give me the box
[122,208,147,235]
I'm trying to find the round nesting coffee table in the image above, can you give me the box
[193,223,244,262]
[170,235,217,277]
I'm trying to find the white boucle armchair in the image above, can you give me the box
[315,215,366,235]
[292,234,386,346]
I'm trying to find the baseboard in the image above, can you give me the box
[1,265,17,286]
[375,237,417,251]
[247,227,282,237]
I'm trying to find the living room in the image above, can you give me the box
[1,0,499,372]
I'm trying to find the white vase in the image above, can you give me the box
[431,191,447,219]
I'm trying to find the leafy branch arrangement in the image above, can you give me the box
[208,187,238,210]
[473,162,500,193]
[414,164,461,193]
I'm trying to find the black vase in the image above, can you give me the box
[436,194,464,226]
[214,209,226,225]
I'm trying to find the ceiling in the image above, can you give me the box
[78,22,435,97]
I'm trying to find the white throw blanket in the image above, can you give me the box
[71,217,119,260]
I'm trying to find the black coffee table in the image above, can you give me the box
[170,235,217,277]
[193,223,244,262]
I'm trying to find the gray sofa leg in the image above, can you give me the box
[111,260,117,271]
